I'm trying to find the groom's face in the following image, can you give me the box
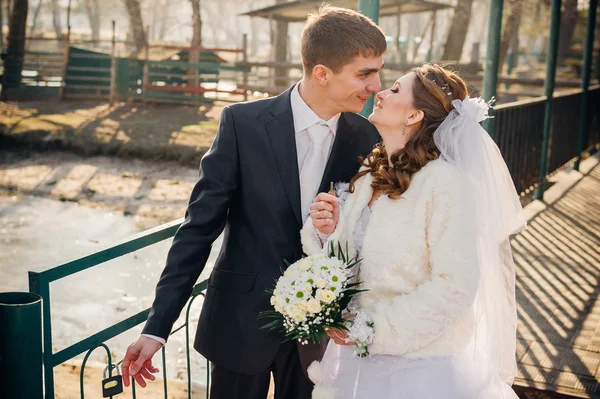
[326,55,384,114]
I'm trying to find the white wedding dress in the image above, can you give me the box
[309,206,519,399]
[303,97,525,399]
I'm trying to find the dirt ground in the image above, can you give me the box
[55,361,205,399]
[55,361,276,399]
[0,100,224,168]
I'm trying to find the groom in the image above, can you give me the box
[122,5,385,399]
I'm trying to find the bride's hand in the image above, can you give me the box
[310,193,339,235]
[325,327,354,346]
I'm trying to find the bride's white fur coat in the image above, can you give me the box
[301,159,481,360]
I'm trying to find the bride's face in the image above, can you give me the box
[369,73,418,130]
[324,55,384,114]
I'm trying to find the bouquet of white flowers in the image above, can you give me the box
[260,242,374,355]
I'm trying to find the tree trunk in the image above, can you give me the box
[441,0,474,62]
[273,0,288,88]
[2,0,28,91]
[188,0,201,88]
[498,0,523,70]
[189,0,202,47]
[123,0,147,53]
[158,2,168,41]
[79,0,101,42]
[250,17,258,57]
[558,0,578,63]
[28,0,44,37]
[51,0,62,39]
[0,0,4,50]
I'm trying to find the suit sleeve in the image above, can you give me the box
[142,106,239,340]
[365,166,480,355]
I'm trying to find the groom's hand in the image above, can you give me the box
[310,193,339,235]
[122,336,163,388]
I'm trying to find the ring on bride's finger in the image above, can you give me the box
[317,210,321,218]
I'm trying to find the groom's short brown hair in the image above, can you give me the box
[301,4,387,74]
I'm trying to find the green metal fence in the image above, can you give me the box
[494,85,600,202]
[28,218,212,399]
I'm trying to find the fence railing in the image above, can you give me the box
[27,218,212,399]
[495,85,600,201]
[9,86,599,399]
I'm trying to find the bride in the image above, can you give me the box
[301,64,526,398]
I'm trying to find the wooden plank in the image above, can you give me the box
[146,59,220,70]
[65,75,111,83]
[65,84,111,91]
[143,83,244,95]
[63,92,110,100]
[66,66,111,74]
[68,53,111,60]
[148,44,243,53]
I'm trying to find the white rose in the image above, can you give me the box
[304,283,313,292]
[316,278,326,289]
[298,259,311,270]
[307,299,321,314]
[321,290,336,304]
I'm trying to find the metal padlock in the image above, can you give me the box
[102,363,124,397]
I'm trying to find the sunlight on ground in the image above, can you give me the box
[148,179,196,201]
[86,173,143,198]
[0,165,54,191]
[49,165,98,200]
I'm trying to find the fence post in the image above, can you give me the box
[481,0,503,137]
[358,0,380,118]
[574,0,598,171]
[29,272,54,398]
[110,20,117,104]
[0,292,43,399]
[534,0,562,200]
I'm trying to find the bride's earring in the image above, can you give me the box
[402,122,407,136]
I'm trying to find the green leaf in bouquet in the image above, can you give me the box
[337,242,347,263]
[342,289,369,296]
[344,282,363,289]
[259,319,285,331]
[345,258,362,270]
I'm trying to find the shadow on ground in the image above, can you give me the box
[513,162,600,398]
[0,100,224,167]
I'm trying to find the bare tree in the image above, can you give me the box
[51,0,63,39]
[498,0,523,70]
[2,0,28,92]
[558,0,578,63]
[28,0,44,36]
[123,0,147,52]
[441,0,475,62]
[79,0,101,42]
[274,0,288,88]
[0,0,4,50]
[190,0,201,47]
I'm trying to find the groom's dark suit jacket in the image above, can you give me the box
[143,86,380,375]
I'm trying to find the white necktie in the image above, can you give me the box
[300,123,330,222]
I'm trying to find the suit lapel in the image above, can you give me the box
[265,87,302,226]
[319,113,362,193]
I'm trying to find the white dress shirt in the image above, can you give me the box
[142,83,341,346]
[291,83,340,176]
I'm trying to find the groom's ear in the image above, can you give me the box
[406,109,424,126]
[312,64,331,86]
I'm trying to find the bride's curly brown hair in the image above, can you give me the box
[350,64,469,199]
